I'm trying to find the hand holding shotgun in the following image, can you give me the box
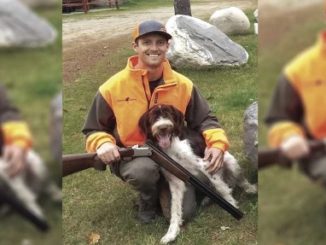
[258,138,326,169]
[62,146,152,176]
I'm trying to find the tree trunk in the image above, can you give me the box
[174,0,192,16]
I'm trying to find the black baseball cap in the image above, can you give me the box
[132,20,172,42]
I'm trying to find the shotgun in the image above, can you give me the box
[258,139,326,169]
[63,142,244,220]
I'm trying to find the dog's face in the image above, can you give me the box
[139,105,184,149]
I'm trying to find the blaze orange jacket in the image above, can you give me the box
[266,31,326,146]
[0,85,32,150]
[83,56,229,152]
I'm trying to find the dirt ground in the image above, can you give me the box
[62,0,257,82]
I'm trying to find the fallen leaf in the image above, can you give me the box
[220,226,230,231]
[88,232,101,244]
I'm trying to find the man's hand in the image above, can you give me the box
[96,142,120,165]
[204,147,224,175]
[3,144,27,178]
[280,135,310,160]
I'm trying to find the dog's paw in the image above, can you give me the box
[200,197,212,207]
[232,202,239,209]
[160,233,177,244]
[226,198,238,209]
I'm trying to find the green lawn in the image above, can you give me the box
[0,5,62,245]
[63,6,258,245]
[258,4,326,245]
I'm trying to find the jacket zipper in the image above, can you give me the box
[150,83,177,107]
[141,76,151,109]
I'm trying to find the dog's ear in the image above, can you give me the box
[170,105,184,136]
[138,110,151,138]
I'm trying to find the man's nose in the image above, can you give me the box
[149,43,159,50]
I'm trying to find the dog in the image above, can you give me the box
[0,149,62,218]
[139,104,256,244]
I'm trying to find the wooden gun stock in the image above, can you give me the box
[258,139,326,169]
[63,152,105,177]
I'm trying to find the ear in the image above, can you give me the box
[138,111,150,138]
[170,106,184,136]
[132,41,138,52]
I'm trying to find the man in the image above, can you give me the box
[265,30,326,184]
[0,85,32,177]
[83,20,230,223]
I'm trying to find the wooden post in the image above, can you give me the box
[82,0,89,13]
[174,0,192,16]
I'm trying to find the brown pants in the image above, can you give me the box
[111,157,209,222]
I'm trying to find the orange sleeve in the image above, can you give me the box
[268,121,305,147]
[1,121,32,149]
[85,132,116,153]
[202,128,229,152]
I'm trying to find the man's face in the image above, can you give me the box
[133,33,169,69]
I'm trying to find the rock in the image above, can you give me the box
[253,8,258,22]
[243,101,258,168]
[209,7,250,35]
[253,9,258,35]
[166,15,248,69]
[50,92,62,164]
[0,0,57,48]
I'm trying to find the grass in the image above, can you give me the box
[63,5,258,245]
[258,4,326,245]
[0,5,62,245]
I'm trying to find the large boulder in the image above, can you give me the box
[209,7,250,35]
[166,15,248,69]
[0,0,57,48]
[243,101,258,168]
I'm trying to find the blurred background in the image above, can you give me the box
[258,0,326,244]
[0,0,62,244]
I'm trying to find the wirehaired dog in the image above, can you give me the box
[139,104,256,244]
[0,150,61,218]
